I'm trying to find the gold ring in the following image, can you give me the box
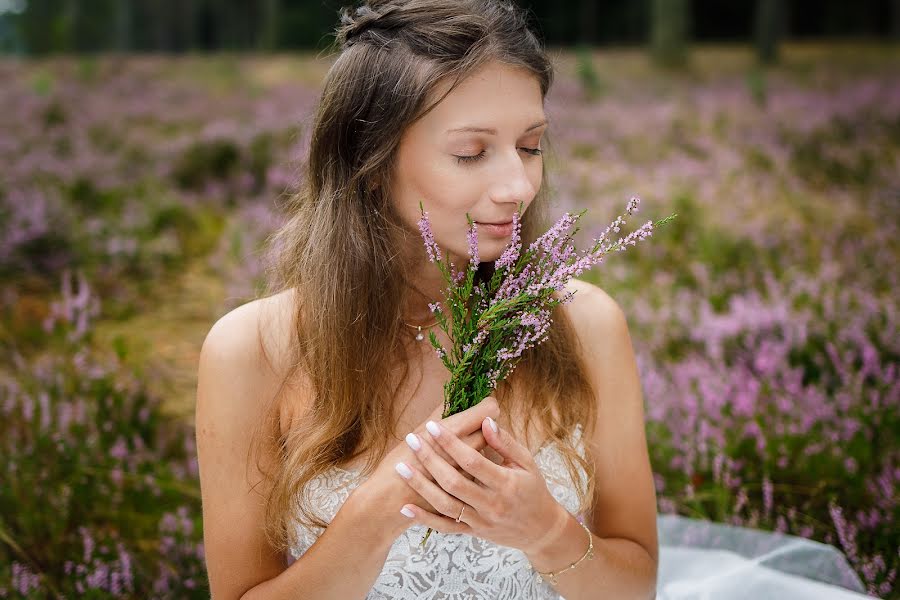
[455,505,466,522]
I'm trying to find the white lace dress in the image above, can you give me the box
[288,424,589,599]
[288,423,871,600]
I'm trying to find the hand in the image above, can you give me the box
[358,397,502,535]
[395,403,566,554]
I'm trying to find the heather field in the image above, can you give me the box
[1,44,898,597]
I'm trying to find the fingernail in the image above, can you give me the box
[487,416,498,433]
[395,462,412,479]
[405,432,421,451]
[425,420,441,438]
[400,506,415,518]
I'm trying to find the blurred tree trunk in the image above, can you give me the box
[150,0,175,52]
[168,0,197,52]
[217,0,235,49]
[540,2,566,45]
[578,0,598,45]
[259,0,280,51]
[61,0,79,51]
[181,0,197,50]
[893,0,900,40]
[115,0,132,51]
[650,0,690,68]
[754,0,782,65]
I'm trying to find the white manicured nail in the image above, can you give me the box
[400,506,415,518]
[487,416,498,433]
[405,432,421,451]
[395,462,413,479]
[425,420,441,437]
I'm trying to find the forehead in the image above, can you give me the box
[415,61,545,135]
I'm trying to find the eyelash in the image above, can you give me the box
[455,147,542,165]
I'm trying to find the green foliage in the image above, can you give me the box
[575,44,607,101]
[150,203,224,262]
[4,0,893,55]
[789,121,878,188]
[754,0,782,65]
[67,177,124,214]
[0,315,206,597]
[30,70,54,96]
[248,133,274,192]
[172,139,241,190]
[745,67,768,108]
[42,100,66,128]
[77,57,99,83]
[650,0,690,69]
[743,145,775,171]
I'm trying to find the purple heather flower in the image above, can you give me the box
[829,501,860,565]
[417,210,442,263]
[496,211,522,270]
[450,262,465,284]
[626,196,640,214]
[529,211,578,257]
[467,221,479,266]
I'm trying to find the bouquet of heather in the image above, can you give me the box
[415,196,675,547]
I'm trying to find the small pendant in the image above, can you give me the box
[415,326,424,341]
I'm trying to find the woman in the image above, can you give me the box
[196,1,867,599]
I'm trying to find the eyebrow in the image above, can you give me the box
[446,118,549,135]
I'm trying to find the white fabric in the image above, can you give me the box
[657,516,869,599]
[288,424,869,599]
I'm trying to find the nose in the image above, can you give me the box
[488,148,537,205]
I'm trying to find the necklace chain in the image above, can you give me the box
[402,319,439,342]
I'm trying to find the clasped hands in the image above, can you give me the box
[395,396,566,556]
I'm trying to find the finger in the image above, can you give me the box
[394,459,473,523]
[425,419,504,492]
[441,396,501,437]
[398,501,472,536]
[411,429,486,479]
[482,414,533,469]
[415,396,498,471]
[409,425,492,512]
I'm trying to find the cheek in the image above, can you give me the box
[407,162,468,213]
[530,163,543,194]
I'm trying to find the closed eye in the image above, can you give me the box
[455,147,542,165]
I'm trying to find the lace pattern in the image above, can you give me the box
[288,423,589,599]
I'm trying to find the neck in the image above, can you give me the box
[400,243,468,325]
[401,277,443,325]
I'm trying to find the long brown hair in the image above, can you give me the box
[249,0,597,555]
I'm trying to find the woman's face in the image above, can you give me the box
[391,60,546,266]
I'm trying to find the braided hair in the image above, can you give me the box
[337,1,403,49]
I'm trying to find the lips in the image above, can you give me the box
[476,220,515,237]
[476,220,513,225]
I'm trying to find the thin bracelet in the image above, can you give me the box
[534,520,595,585]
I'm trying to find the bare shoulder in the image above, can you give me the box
[195,288,301,464]
[195,289,300,597]
[201,288,296,380]
[198,287,306,435]
[561,277,628,339]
